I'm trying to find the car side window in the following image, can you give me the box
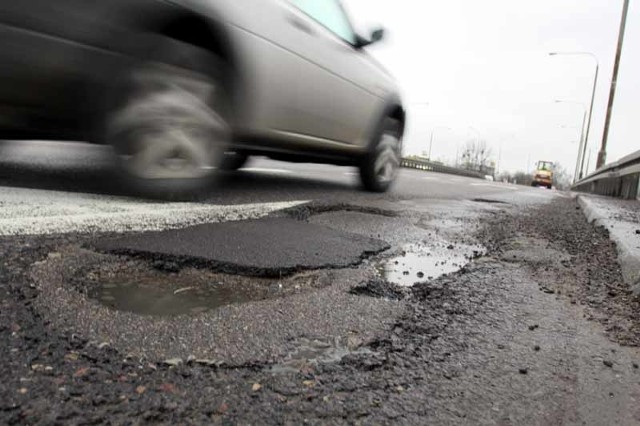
[291,0,356,45]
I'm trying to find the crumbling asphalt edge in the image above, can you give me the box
[577,194,640,293]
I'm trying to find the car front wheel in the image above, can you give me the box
[360,119,402,192]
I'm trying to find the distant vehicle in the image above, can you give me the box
[0,0,404,197]
[532,161,554,189]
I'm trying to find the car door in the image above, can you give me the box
[276,0,386,145]
[0,2,83,133]
[0,0,159,138]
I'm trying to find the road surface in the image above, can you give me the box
[1,140,639,425]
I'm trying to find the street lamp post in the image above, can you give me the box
[549,52,599,179]
[598,0,630,169]
[428,126,451,160]
[555,100,587,183]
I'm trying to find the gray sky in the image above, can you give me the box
[345,0,639,175]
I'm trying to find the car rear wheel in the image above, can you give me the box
[107,38,229,199]
[360,118,402,192]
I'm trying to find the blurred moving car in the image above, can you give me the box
[0,0,404,197]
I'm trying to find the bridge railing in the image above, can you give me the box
[572,149,640,199]
[401,158,486,179]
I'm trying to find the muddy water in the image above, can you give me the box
[375,243,484,286]
[86,267,325,317]
[89,276,264,316]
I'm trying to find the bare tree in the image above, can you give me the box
[460,139,493,173]
[552,163,572,190]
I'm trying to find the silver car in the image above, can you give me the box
[0,0,405,197]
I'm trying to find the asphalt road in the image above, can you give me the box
[0,139,550,218]
[2,140,639,425]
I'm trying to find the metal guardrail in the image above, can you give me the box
[401,158,486,179]
[572,149,640,199]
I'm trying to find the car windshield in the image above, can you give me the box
[538,162,553,171]
[291,0,357,44]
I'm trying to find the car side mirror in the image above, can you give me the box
[370,28,385,43]
[356,27,385,48]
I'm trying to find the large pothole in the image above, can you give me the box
[31,246,403,364]
[84,263,326,317]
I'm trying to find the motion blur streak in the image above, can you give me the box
[0,0,402,199]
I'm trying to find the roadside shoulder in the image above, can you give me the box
[577,194,640,293]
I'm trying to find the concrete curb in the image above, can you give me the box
[577,195,640,294]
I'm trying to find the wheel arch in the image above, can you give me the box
[365,97,406,153]
[151,11,242,117]
[387,103,406,138]
[154,12,236,71]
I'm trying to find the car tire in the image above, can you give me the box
[107,37,229,199]
[220,151,249,171]
[360,118,402,192]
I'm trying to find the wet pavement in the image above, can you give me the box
[1,148,639,424]
[374,242,483,287]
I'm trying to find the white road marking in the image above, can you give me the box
[470,183,519,190]
[422,176,442,181]
[241,168,293,175]
[0,186,307,236]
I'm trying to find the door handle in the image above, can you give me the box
[287,15,313,34]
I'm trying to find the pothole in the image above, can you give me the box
[77,258,328,317]
[91,275,263,317]
[374,243,485,287]
[31,246,402,364]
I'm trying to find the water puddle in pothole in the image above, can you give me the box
[86,268,324,317]
[89,277,262,316]
[375,243,484,287]
[269,337,374,374]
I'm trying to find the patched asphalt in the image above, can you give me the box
[93,217,390,277]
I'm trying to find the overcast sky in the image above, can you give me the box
[344,0,638,176]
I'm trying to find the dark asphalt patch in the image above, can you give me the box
[92,217,389,277]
